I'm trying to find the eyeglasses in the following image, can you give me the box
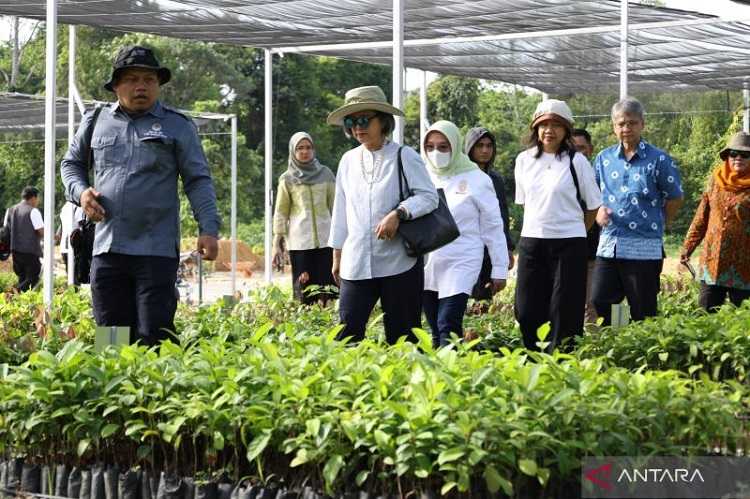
[344,114,376,129]
[728,150,750,160]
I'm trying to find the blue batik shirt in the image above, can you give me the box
[594,139,683,260]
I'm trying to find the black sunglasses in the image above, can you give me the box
[344,114,376,129]
[728,150,750,160]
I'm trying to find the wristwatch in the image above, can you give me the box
[396,206,409,221]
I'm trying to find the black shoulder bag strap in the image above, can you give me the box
[85,105,104,172]
[568,151,587,213]
[396,146,412,202]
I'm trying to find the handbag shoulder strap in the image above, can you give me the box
[568,151,587,212]
[396,146,411,202]
[86,105,104,170]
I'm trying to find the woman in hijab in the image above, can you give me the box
[327,86,438,344]
[464,127,515,302]
[681,132,750,311]
[273,132,337,304]
[422,120,509,347]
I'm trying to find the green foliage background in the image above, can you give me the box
[0,25,745,245]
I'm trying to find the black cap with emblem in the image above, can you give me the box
[104,45,171,92]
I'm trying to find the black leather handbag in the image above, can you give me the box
[396,147,459,257]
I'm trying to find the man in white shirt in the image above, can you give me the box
[59,201,84,276]
[4,186,44,291]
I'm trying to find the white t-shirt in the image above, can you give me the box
[515,148,601,238]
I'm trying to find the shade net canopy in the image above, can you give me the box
[0,92,231,137]
[0,1,748,93]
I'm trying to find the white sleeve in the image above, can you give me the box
[328,159,348,249]
[3,209,8,226]
[514,153,525,205]
[476,174,509,280]
[30,208,44,230]
[574,154,602,210]
[398,146,439,219]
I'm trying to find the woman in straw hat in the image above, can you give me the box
[513,99,601,351]
[681,132,750,311]
[422,120,508,348]
[272,131,337,305]
[327,85,438,344]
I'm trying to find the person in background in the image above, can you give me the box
[4,186,44,292]
[59,201,84,278]
[327,86,438,344]
[464,127,515,303]
[681,132,750,311]
[61,45,220,346]
[273,132,337,305]
[514,100,601,351]
[592,97,684,326]
[572,128,600,326]
[422,121,508,347]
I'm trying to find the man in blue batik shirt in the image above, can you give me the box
[591,97,683,326]
[61,46,220,346]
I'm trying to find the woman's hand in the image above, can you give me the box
[489,279,506,295]
[272,236,286,271]
[332,249,342,286]
[375,210,400,240]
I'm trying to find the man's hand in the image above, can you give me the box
[596,206,612,227]
[197,235,219,261]
[508,252,515,270]
[375,210,400,240]
[488,279,507,295]
[80,187,106,222]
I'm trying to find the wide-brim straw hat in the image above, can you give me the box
[530,99,574,129]
[719,132,750,160]
[327,86,404,126]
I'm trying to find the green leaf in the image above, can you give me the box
[213,431,225,450]
[412,328,434,353]
[536,322,551,342]
[437,448,464,465]
[100,424,119,438]
[323,454,345,486]
[355,470,370,486]
[441,481,458,495]
[519,458,538,476]
[245,430,271,462]
[77,439,91,457]
[658,352,669,362]
[374,429,391,448]
[484,465,513,495]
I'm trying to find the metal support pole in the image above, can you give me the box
[743,87,749,133]
[620,0,629,99]
[392,0,404,144]
[264,49,273,283]
[67,25,76,286]
[419,70,428,155]
[42,0,59,310]
[230,115,238,295]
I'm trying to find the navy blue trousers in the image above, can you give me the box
[422,291,470,347]
[90,253,178,346]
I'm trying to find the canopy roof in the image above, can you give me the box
[1,1,749,93]
[0,92,232,136]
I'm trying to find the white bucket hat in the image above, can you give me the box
[531,99,574,129]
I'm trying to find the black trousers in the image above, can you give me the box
[337,260,423,345]
[289,247,337,304]
[514,237,588,351]
[591,257,663,326]
[699,282,750,312]
[90,253,179,346]
[12,251,41,292]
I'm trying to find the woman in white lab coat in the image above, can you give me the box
[422,120,509,347]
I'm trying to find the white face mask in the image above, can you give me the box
[427,150,451,169]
